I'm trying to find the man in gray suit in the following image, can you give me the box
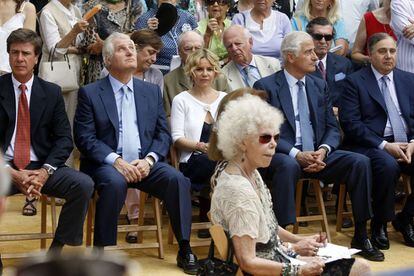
[222,25,281,91]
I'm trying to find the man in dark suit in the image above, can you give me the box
[0,29,94,260]
[340,32,414,249]
[254,31,384,261]
[306,17,353,113]
[74,32,198,274]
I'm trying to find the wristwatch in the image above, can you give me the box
[42,164,56,176]
[145,156,155,169]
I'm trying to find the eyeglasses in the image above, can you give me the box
[205,0,228,6]
[258,134,279,144]
[311,33,334,41]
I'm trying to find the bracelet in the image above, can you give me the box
[280,263,300,276]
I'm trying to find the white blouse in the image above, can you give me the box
[171,90,226,163]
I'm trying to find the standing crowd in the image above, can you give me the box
[1,0,414,275]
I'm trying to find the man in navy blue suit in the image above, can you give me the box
[340,32,414,250]
[74,33,198,274]
[306,17,353,113]
[254,31,383,261]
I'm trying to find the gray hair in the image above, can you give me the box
[367,32,396,54]
[281,31,312,63]
[215,94,284,160]
[102,32,132,66]
[178,30,204,49]
[0,154,10,196]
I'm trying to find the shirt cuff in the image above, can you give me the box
[378,140,387,150]
[104,153,121,165]
[146,152,159,163]
[410,139,414,143]
[289,147,300,158]
[319,144,331,154]
[43,163,57,171]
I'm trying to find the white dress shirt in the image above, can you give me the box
[371,66,408,149]
[391,0,414,73]
[4,74,38,162]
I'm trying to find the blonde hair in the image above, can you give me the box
[184,48,221,84]
[301,0,340,24]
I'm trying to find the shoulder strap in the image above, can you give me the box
[293,15,302,31]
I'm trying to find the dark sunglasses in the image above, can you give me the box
[205,0,228,5]
[311,33,334,41]
[259,134,279,144]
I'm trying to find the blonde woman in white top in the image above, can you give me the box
[171,48,225,238]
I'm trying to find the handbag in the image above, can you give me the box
[39,46,79,92]
[197,233,239,276]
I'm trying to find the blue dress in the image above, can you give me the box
[135,8,197,74]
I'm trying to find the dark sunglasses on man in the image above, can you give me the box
[205,0,228,6]
[311,33,334,41]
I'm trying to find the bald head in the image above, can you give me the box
[178,31,204,64]
[223,25,253,66]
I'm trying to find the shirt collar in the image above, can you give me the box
[371,65,394,83]
[108,74,134,93]
[12,74,34,92]
[283,69,306,88]
[235,56,257,72]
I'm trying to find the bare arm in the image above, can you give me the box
[351,17,370,64]
[22,2,36,31]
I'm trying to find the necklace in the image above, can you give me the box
[231,161,257,189]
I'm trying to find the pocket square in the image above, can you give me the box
[335,72,346,81]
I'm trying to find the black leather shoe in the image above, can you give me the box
[392,214,414,247]
[177,252,199,275]
[371,222,389,250]
[125,232,138,244]
[351,238,384,262]
[197,229,211,239]
[342,217,353,228]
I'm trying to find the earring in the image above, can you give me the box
[241,151,246,163]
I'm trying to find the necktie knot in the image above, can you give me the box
[297,80,304,89]
[381,75,390,85]
[19,83,27,93]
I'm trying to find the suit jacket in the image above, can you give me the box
[254,70,340,154]
[222,54,281,91]
[311,52,353,107]
[74,76,171,173]
[0,73,73,167]
[163,65,230,116]
[340,67,414,149]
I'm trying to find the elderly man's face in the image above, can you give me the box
[369,37,397,75]
[310,24,333,59]
[107,37,137,73]
[9,42,38,83]
[288,38,318,75]
[179,35,203,64]
[223,29,253,66]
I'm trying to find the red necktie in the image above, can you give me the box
[14,83,31,169]
[318,61,326,80]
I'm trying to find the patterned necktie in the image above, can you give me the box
[121,86,140,162]
[14,83,31,169]
[297,81,315,151]
[380,76,407,142]
[243,66,259,87]
[318,61,326,80]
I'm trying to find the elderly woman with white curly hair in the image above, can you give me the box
[208,90,371,276]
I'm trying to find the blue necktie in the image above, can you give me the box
[121,86,140,162]
[380,76,407,142]
[243,66,260,87]
[297,81,315,151]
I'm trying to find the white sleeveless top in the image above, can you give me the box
[0,3,26,73]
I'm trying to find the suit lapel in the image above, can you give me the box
[99,77,120,143]
[275,73,296,131]
[393,70,410,123]
[364,68,387,112]
[133,79,146,140]
[29,77,47,136]
[255,56,270,77]
[226,62,245,89]
[305,76,319,141]
[0,74,17,147]
[177,67,191,90]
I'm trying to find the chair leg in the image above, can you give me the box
[153,198,164,259]
[402,174,412,207]
[313,182,331,242]
[336,184,346,232]
[40,196,47,249]
[50,197,57,233]
[293,180,304,234]
[85,198,95,247]
[137,192,147,244]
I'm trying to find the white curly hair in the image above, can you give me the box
[215,94,284,160]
